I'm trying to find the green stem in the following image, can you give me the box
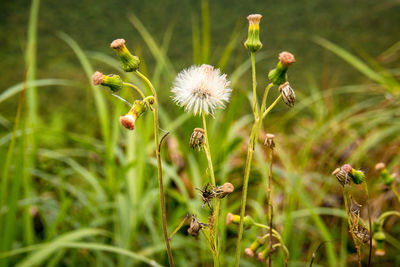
[235,83,278,267]
[391,184,400,202]
[135,70,174,267]
[377,211,400,226]
[251,52,258,119]
[267,148,273,267]
[201,113,219,267]
[123,82,146,99]
[343,187,361,267]
[364,182,372,267]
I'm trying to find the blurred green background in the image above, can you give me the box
[1,0,400,266]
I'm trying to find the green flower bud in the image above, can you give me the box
[119,100,147,130]
[92,71,123,92]
[226,213,253,228]
[268,52,296,85]
[110,39,140,72]
[350,169,365,184]
[257,246,272,262]
[374,231,386,256]
[244,14,263,53]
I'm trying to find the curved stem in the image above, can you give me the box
[263,94,282,119]
[135,70,174,267]
[377,211,400,225]
[123,82,146,99]
[201,113,219,267]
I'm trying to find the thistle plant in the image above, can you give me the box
[332,164,373,267]
[92,39,174,266]
[233,14,297,266]
[171,64,233,266]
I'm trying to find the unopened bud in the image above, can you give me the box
[244,248,254,257]
[190,128,205,150]
[214,182,234,199]
[92,71,123,92]
[119,100,147,130]
[374,231,386,256]
[332,164,352,186]
[257,246,272,262]
[225,212,253,227]
[264,133,275,149]
[268,52,296,85]
[350,169,365,184]
[244,14,263,53]
[247,236,265,257]
[110,38,140,72]
[279,82,296,107]
[375,163,394,186]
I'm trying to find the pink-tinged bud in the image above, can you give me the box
[342,164,352,173]
[110,39,126,50]
[92,71,104,85]
[226,212,236,225]
[119,114,136,130]
[244,248,254,257]
[375,162,386,171]
[110,38,140,72]
[279,52,296,66]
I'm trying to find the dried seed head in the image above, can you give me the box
[332,164,352,186]
[279,82,296,107]
[187,215,207,237]
[110,38,140,72]
[119,114,136,130]
[353,224,370,244]
[375,162,386,171]
[279,51,296,66]
[350,198,362,217]
[264,133,275,149]
[244,248,255,257]
[213,182,234,199]
[190,128,205,150]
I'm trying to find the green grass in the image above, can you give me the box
[0,0,399,266]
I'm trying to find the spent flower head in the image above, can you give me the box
[279,82,296,107]
[171,64,231,116]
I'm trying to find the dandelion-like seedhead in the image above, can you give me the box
[171,64,231,116]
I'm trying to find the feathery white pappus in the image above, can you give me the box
[171,64,231,116]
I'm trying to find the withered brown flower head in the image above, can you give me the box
[187,215,207,237]
[213,182,234,199]
[332,164,352,186]
[190,128,205,150]
[279,82,296,107]
[264,133,275,149]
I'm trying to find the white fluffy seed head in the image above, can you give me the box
[171,64,231,116]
